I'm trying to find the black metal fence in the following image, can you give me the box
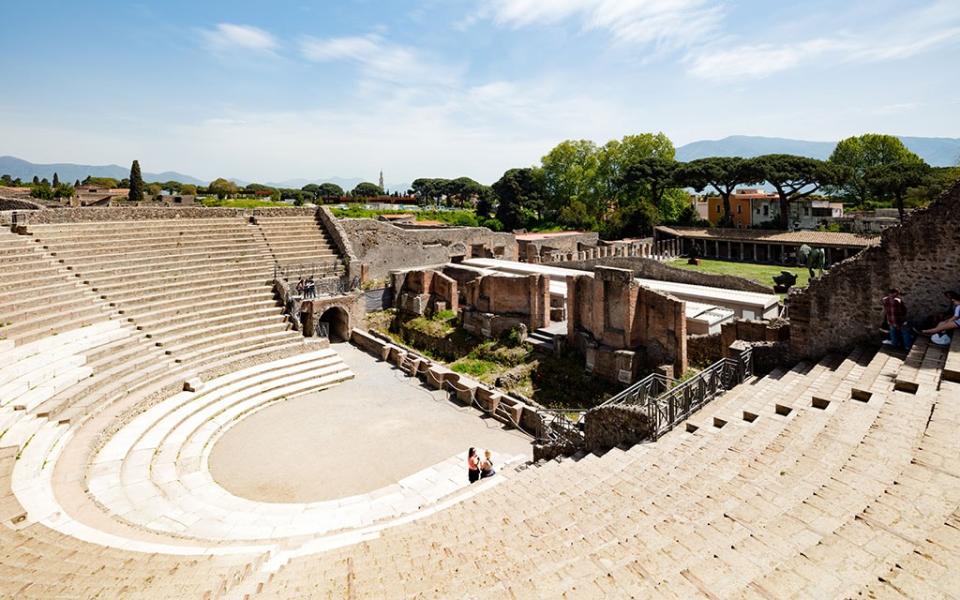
[536,347,754,446]
[273,263,359,298]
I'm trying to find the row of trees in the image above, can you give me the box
[488,133,949,236]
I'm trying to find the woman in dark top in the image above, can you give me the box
[467,447,480,484]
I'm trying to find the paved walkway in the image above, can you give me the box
[209,343,531,503]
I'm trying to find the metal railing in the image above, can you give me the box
[273,263,359,298]
[634,348,754,440]
[534,347,754,446]
[536,408,590,445]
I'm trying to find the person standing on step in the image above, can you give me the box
[882,288,913,351]
[467,447,480,484]
[295,277,306,297]
[479,449,496,480]
[305,276,316,299]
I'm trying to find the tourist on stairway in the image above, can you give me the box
[479,449,496,480]
[921,290,960,344]
[467,447,480,484]
[881,288,914,351]
[295,277,305,297]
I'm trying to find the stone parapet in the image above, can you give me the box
[557,256,774,294]
[788,179,960,359]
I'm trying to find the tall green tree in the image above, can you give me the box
[675,157,763,227]
[317,183,344,198]
[828,134,922,207]
[597,133,675,207]
[208,177,238,199]
[301,183,321,198]
[128,160,144,202]
[753,154,848,229]
[351,181,382,198]
[492,167,545,230]
[410,178,447,206]
[866,161,931,222]
[541,140,601,222]
[619,156,679,210]
[52,172,59,187]
[904,166,960,209]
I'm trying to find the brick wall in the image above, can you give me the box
[567,267,687,378]
[788,179,960,359]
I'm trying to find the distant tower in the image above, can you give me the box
[378,170,384,192]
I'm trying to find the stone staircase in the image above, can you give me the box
[253,339,960,598]
[255,214,346,276]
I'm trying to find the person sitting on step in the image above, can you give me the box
[921,290,960,344]
[479,449,496,480]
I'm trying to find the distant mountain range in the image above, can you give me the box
[0,156,207,186]
[675,135,960,167]
[2,135,957,190]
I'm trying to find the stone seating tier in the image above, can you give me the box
[254,341,959,598]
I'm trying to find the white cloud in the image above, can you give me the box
[203,23,277,52]
[482,0,723,50]
[299,34,458,86]
[687,39,850,80]
[686,2,960,81]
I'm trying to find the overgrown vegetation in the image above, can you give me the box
[365,311,624,409]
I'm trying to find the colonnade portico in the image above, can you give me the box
[655,226,879,267]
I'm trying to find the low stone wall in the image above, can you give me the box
[731,340,791,375]
[583,405,654,453]
[687,333,723,366]
[788,179,960,359]
[559,256,774,293]
[16,206,248,223]
[318,207,360,281]
[340,218,518,281]
[721,318,790,351]
[519,232,599,262]
[0,198,44,212]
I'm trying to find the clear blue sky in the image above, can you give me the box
[1,0,958,184]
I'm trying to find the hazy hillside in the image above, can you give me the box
[676,135,960,167]
[0,156,206,185]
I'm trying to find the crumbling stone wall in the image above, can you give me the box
[584,404,654,453]
[461,272,549,338]
[560,256,774,293]
[687,333,723,366]
[567,266,687,380]
[788,179,960,359]
[340,218,517,281]
[519,232,599,262]
[0,198,44,212]
[392,269,459,317]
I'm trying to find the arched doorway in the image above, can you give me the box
[318,306,350,342]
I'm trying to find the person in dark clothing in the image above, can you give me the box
[467,447,480,484]
[882,288,914,350]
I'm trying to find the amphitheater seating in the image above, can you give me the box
[0,228,113,344]
[25,218,306,373]
[256,215,345,273]
[254,340,959,598]
[2,210,959,598]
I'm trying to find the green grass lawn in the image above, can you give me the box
[668,258,811,292]
[200,197,293,208]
